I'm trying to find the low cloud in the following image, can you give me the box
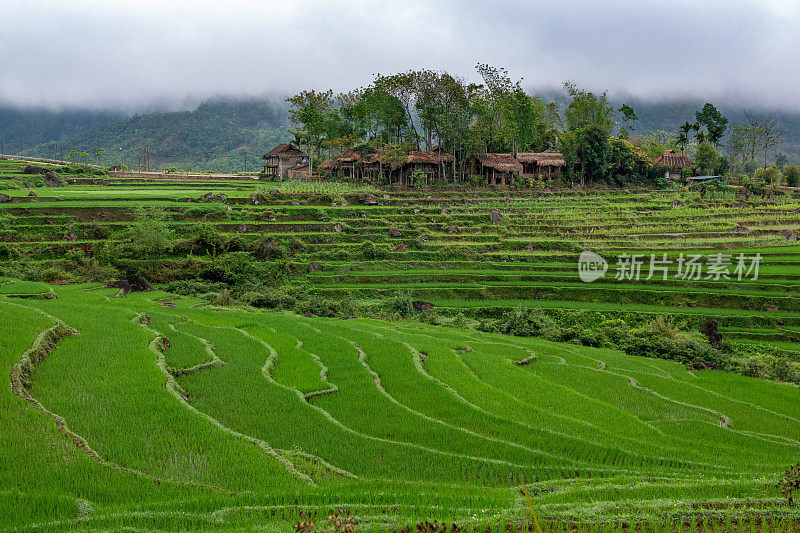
[1,0,798,111]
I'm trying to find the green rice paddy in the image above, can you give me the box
[2,158,800,530]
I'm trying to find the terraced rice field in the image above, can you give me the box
[2,158,800,529]
[3,282,800,530]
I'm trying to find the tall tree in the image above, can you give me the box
[286,89,335,171]
[563,82,615,135]
[617,104,638,139]
[695,103,728,146]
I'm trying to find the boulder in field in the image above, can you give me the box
[490,210,503,224]
[308,262,322,272]
[389,227,401,237]
[394,243,406,252]
[363,195,380,205]
[27,190,37,197]
[334,223,342,233]
[0,193,10,203]
[21,165,49,175]
[107,274,152,293]
[412,301,435,312]
[43,171,62,187]
[699,319,724,349]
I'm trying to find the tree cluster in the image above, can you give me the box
[287,65,647,185]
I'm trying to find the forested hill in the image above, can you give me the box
[0,105,124,152]
[6,93,800,172]
[16,98,291,173]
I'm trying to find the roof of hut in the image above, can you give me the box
[516,152,565,167]
[262,143,304,159]
[318,158,337,171]
[654,150,696,169]
[335,149,367,163]
[474,153,523,174]
[406,150,455,164]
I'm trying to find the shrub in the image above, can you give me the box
[41,267,70,283]
[496,307,560,338]
[779,463,800,504]
[784,165,800,187]
[243,287,297,309]
[388,291,414,317]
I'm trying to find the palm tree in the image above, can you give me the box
[695,130,707,144]
[679,121,694,139]
[676,132,689,152]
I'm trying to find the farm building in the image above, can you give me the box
[654,149,696,179]
[469,153,523,186]
[322,147,455,185]
[262,143,308,180]
[516,152,566,179]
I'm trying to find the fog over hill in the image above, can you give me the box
[4,90,800,172]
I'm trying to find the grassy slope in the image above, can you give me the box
[2,284,800,529]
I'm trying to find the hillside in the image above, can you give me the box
[18,98,291,173]
[0,105,123,151]
[6,93,800,175]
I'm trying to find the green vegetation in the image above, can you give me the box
[2,157,800,529]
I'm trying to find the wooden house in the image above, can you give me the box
[654,150,696,180]
[469,154,523,186]
[516,152,566,179]
[262,143,307,180]
[323,148,454,185]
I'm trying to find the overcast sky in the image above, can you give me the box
[2,0,799,111]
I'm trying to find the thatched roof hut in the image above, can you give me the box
[654,150,696,170]
[262,143,307,179]
[262,143,304,159]
[473,153,523,174]
[654,150,696,179]
[318,158,337,172]
[516,152,565,167]
[471,153,522,186]
[406,150,455,165]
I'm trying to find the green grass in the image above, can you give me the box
[2,284,800,529]
[3,165,800,528]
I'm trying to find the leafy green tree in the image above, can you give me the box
[608,137,649,184]
[678,122,694,152]
[754,164,783,186]
[124,207,175,259]
[784,164,800,187]
[695,143,720,175]
[775,153,788,170]
[676,132,689,153]
[287,89,335,171]
[568,124,610,186]
[563,82,615,134]
[695,103,728,146]
[617,103,638,138]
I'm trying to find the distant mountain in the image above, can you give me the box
[0,105,124,153]
[16,98,291,173]
[6,92,800,172]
